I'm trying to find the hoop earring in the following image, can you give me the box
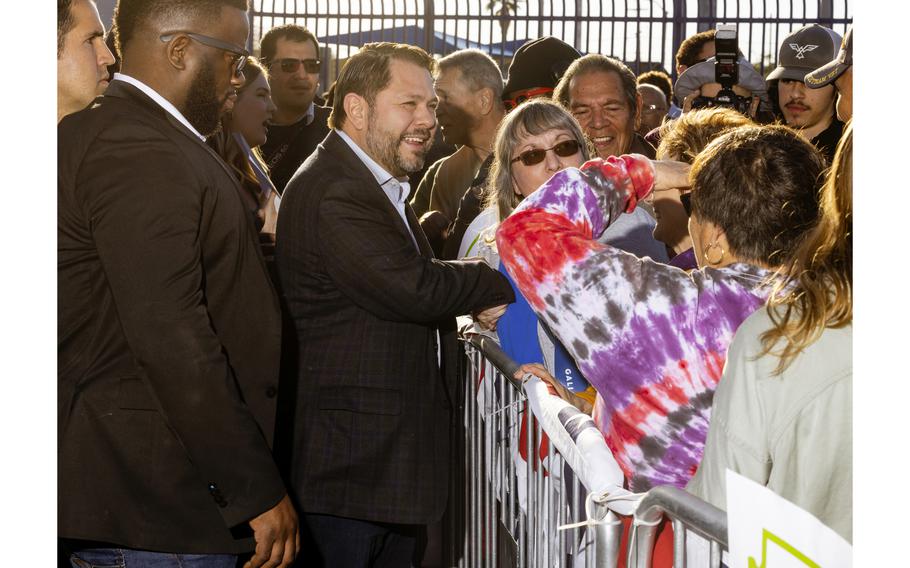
[703,242,725,266]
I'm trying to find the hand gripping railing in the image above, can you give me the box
[459,332,729,568]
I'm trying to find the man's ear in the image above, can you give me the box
[163,35,192,71]
[478,87,494,116]
[344,93,368,131]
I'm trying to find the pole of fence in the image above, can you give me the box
[590,502,622,568]
[461,346,473,568]
[710,540,723,568]
[629,485,728,567]
[672,519,686,568]
[422,0,435,53]
[465,349,473,567]
[526,413,535,567]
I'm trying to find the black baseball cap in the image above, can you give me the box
[805,25,852,89]
[503,37,582,97]
[767,24,841,82]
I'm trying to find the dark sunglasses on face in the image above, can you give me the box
[159,32,249,77]
[510,139,582,167]
[503,86,555,111]
[271,58,321,74]
[680,191,693,217]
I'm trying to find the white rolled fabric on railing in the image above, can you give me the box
[521,374,640,514]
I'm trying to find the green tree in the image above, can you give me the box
[487,0,522,38]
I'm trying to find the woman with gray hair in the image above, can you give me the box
[458,99,597,402]
[458,99,588,262]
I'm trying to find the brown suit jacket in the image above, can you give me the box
[274,130,513,525]
[58,80,286,553]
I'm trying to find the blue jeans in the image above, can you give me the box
[69,548,237,568]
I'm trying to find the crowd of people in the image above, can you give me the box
[57,0,853,565]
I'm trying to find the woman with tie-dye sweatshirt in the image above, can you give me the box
[497,125,825,492]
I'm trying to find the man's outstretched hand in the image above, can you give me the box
[245,494,300,568]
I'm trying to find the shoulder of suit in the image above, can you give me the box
[59,98,177,168]
[282,139,370,201]
[60,94,189,149]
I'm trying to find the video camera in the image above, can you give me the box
[692,24,754,115]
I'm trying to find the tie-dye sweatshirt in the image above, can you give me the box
[496,154,772,492]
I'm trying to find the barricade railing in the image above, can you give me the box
[459,333,728,567]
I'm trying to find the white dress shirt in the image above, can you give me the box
[336,129,418,251]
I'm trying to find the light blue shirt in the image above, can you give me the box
[303,101,316,126]
[335,129,418,251]
[113,73,205,141]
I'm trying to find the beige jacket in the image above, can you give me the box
[687,307,853,542]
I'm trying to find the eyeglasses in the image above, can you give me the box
[641,104,666,114]
[269,58,321,74]
[503,86,554,111]
[510,139,582,167]
[680,191,693,216]
[160,32,249,77]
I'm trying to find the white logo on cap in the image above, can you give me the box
[789,43,819,59]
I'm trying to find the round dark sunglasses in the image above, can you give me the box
[510,140,582,167]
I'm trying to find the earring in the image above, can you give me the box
[703,241,725,266]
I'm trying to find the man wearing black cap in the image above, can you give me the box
[768,24,844,162]
[806,26,852,122]
[501,36,582,108]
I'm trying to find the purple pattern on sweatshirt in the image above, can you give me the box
[497,156,775,491]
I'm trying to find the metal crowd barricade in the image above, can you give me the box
[459,333,729,568]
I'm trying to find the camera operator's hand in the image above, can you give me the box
[747,96,760,119]
[681,87,701,113]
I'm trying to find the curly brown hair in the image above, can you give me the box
[656,107,752,163]
[689,124,825,266]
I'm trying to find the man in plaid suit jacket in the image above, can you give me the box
[274,42,514,566]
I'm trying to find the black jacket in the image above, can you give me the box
[274,130,513,524]
[58,80,286,553]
